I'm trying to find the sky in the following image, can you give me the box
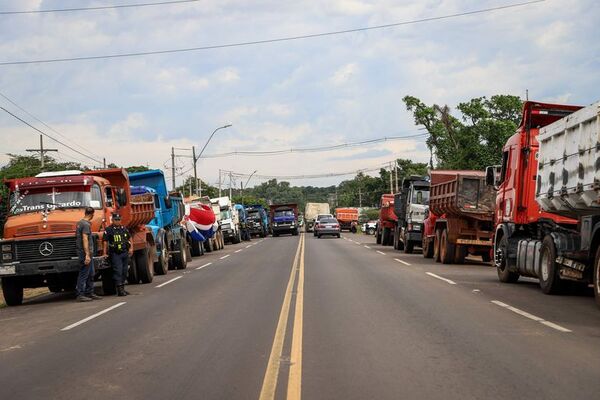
[0,0,599,190]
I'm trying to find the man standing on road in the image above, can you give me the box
[76,207,102,302]
[103,213,133,297]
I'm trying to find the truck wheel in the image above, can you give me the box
[539,236,565,294]
[382,227,390,246]
[404,241,414,254]
[190,238,203,257]
[154,233,169,275]
[440,229,455,264]
[496,235,519,283]
[433,230,441,262]
[136,245,154,284]
[102,269,116,295]
[233,230,241,244]
[127,255,139,285]
[454,245,467,264]
[393,227,400,250]
[1,277,24,306]
[173,239,188,270]
[593,247,600,309]
[423,237,434,259]
[292,229,299,236]
[367,228,375,235]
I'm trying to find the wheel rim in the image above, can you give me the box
[541,248,550,281]
[596,258,600,296]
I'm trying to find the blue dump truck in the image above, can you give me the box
[269,203,299,237]
[234,204,252,241]
[129,170,189,274]
[245,205,269,238]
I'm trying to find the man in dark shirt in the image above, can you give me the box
[75,207,101,301]
[103,213,133,296]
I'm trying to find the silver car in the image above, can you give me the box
[316,218,341,238]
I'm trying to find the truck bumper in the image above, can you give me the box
[0,257,107,278]
[222,229,235,239]
[273,225,297,234]
[406,231,422,243]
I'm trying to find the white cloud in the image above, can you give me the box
[330,63,359,85]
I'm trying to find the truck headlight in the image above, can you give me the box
[2,253,12,261]
[2,244,11,252]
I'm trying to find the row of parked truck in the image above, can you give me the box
[0,167,285,306]
[377,100,600,306]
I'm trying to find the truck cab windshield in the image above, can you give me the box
[411,188,430,205]
[220,210,232,220]
[9,185,102,215]
[275,210,294,217]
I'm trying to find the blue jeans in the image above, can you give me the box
[76,257,95,296]
[110,252,129,285]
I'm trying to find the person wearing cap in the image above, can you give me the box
[102,213,133,296]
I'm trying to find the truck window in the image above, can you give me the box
[411,188,430,205]
[105,187,114,208]
[499,151,509,185]
[90,184,102,209]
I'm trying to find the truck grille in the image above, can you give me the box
[15,237,78,262]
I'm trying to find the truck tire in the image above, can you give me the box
[423,237,434,258]
[454,245,467,264]
[433,230,441,262]
[154,233,169,275]
[172,239,188,270]
[128,255,139,284]
[496,235,519,283]
[376,229,382,244]
[539,235,565,294]
[190,238,203,257]
[382,227,390,246]
[136,245,154,284]
[292,229,299,236]
[405,241,414,254]
[393,227,400,250]
[593,246,600,309]
[1,277,24,306]
[440,229,455,264]
[233,230,241,244]
[102,269,116,295]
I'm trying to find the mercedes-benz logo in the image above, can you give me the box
[39,241,54,257]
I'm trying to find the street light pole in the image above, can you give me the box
[193,124,232,197]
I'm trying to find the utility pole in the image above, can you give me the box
[103,158,106,168]
[192,146,199,197]
[171,147,176,191]
[26,135,57,169]
[389,162,393,194]
[229,171,233,199]
[395,161,399,193]
[218,169,222,197]
[359,187,362,207]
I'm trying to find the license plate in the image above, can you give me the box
[0,265,16,275]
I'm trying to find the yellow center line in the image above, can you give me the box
[258,234,304,400]
[287,233,305,400]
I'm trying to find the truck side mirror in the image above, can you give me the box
[485,166,496,187]
[164,196,172,209]
[116,188,128,207]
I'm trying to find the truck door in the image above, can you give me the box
[496,148,515,223]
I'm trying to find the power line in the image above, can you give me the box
[0,106,103,165]
[0,0,201,15]
[202,134,428,158]
[0,0,545,66]
[221,163,391,180]
[0,90,103,161]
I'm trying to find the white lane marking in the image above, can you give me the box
[491,300,572,332]
[364,245,371,249]
[394,258,411,266]
[246,245,252,249]
[61,302,126,331]
[235,249,243,253]
[220,254,230,259]
[426,272,456,285]
[376,250,386,255]
[155,276,183,288]
[196,262,212,270]
[355,242,361,245]
[1,345,22,352]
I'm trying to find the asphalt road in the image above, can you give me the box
[1,232,600,399]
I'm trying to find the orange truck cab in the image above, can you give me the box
[376,194,396,245]
[0,169,156,306]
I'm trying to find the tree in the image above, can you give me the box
[403,94,522,170]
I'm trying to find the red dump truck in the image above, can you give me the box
[335,207,359,231]
[422,170,495,264]
[376,194,396,245]
[0,169,157,305]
